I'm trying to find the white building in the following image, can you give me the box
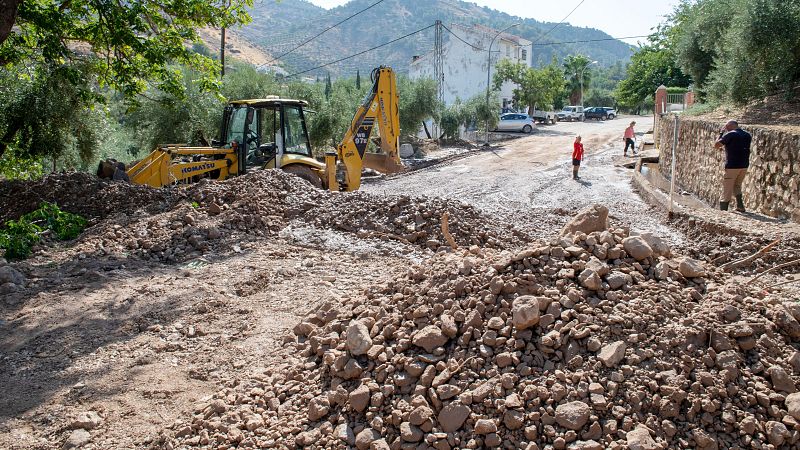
[410,23,532,111]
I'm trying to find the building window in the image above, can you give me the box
[522,49,527,61]
[506,45,511,57]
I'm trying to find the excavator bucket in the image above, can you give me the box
[363,152,405,174]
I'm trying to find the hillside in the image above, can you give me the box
[233,0,634,77]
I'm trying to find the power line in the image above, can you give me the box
[530,0,586,46]
[441,24,489,52]
[284,24,435,78]
[533,35,649,46]
[258,0,387,69]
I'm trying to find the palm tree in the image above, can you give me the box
[563,55,593,105]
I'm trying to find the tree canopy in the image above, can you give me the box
[1,0,252,97]
[492,59,565,112]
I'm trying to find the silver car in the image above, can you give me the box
[495,113,535,133]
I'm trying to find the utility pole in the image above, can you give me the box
[433,20,444,139]
[220,27,226,77]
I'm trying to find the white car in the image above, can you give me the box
[556,106,585,122]
[494,113,535,133]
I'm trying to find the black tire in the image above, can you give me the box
[608,114,615,120]
[282,164,322,189]
[522,125,532,133]
[601,115,607,121]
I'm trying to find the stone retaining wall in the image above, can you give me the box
[657,115,800,221]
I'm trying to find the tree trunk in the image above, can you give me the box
[422,121,431,139]
[0,0,22,47]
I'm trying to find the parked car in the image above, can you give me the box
[494,113,535,133]
[530,108,557,124]
[601,107,617,119]
[584,107,612,120]
[556,106,584,122]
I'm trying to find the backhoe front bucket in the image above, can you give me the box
[363,153,405,175]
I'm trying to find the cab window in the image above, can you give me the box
[225,107,248,146]
[283,106,312,156]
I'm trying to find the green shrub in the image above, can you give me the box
[0,202,87,260]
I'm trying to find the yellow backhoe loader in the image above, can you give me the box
[101,67,403,191]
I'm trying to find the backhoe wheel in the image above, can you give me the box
[282,164,322,189]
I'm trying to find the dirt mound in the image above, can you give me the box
[159,224,800,449]
[25,170,528,262]
[0,172,177,224]
[296,192,529,251]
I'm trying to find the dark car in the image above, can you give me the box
[584,107,612,120]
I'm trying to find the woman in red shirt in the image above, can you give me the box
[572,135,584,180]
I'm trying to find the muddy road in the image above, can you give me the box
[366,116,678,242]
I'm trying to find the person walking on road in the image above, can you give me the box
[572,135,584,180]
[714,119,752,212]
[623,121,636,156]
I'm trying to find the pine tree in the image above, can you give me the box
[356,70,361,90]
[325,73,332,99]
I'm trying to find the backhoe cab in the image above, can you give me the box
[118,66,403,191]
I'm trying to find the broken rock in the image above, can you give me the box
[346,321,372,356]
[560,204,609,236]
[412,325,448,352]
[597,341,627,368]
[622,236,653,261]
[555,401,590,430]
[438,402,471,432]
[678,257,705,278]
[511,296,540,330]
[626,425,658,450]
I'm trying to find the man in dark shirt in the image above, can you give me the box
[714,120,752,212]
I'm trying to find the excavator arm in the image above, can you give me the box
[333,66,404,191]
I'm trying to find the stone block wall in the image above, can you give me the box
[657,115,800,221]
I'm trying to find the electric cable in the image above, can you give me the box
[284,23,435,78]
[533,35,650,46]
[529,0,586,46]
[257,0,387,69]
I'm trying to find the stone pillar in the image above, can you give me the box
[654,85,668,115]
[654,85,668,147]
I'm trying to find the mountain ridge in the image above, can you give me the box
[232,0,635,77]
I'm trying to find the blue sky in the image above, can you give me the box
[304,0,682,45]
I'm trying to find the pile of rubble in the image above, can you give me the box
[7,170,528,262]
[0,172,177,223]
[160,205,800,450]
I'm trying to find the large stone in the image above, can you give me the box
[0,266,25,286]
[70,411,102,430]
[408,406,433,426]
[438,402,471,432]
[346,321,372,356]
[355,428,380,450]
[638,232,671,257]
[511,296,540,330]
[578,269,602,291]
[605,271,629,290]
[308,396,330,421]
[62,429,91,449]
[584,257,609,276]
[555,401,590,430]
[785,392,800,419]
[622,236,653,260]
[474,419,497,435]
[400,422,423,442]
[766,421,789,446]
[597,341,626,368]
[626,425,658,450]
[769,366,797,393]
[560,204,609,236]
[349,384,371,412]
[412,325,448,352]
[335,423,355,445]
[678,257,706,278]
[775,307,800,339]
